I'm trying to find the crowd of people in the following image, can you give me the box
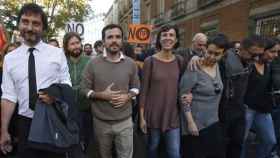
[1,3,280,158]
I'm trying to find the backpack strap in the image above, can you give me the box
[148,57,154,90]
[175,55,184,80]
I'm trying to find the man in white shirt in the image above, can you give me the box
[0,3,71,158]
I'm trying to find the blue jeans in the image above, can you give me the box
[272,106,280,152]
[147,128,180,158]
[241,107,277,158]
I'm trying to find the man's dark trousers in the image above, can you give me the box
[17,115,66,158]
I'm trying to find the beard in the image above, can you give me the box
[106,43,121,54]
[85,51,92,56]
[21,31,42,45]
[69,48,82,58]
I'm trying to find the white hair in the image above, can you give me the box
[192,33,207,42]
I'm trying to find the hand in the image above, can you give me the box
[111,93,130,108]
[0,131,12,154]
[38,91,55,105]
[100,83,121,101]
[188,56,202,71]
[181,93,193,105]
[188,121,199,136]
[140,117,147,134]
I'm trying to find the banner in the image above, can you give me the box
[65,21,85,38]
[128,24,152,44]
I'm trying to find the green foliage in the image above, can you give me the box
[0,0,93,40]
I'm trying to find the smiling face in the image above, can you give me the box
[159,28,178,51]
[18,12,43,46]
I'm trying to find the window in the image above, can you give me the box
[201,20,219,36]
[256,15,280,37]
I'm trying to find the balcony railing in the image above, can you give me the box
[171,1,187,20]
[198,0,222,8]
[154,12,165,25]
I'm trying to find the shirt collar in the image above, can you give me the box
[23,40,44,54]
[103,49,125,62]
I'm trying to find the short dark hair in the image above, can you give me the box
[264,37,278,51]
[84,43,92,48]
[102,24,123,40]
[94,40,103,49]
[155,25,180,50]
[207,33,229,50]
[272,37,280,45]
[63,32,81,56]
[18,3,48,31]
[48,38,59,47]
[241,35,265,50]
[122,42,135,59]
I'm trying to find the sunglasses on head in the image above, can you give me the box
[213,82,221,94]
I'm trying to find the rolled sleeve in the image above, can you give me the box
[87,90,94,98]
[59,50,72,86]
[1,58,17,103]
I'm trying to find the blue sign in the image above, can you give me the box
[132,0,140,24]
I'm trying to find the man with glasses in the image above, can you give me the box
[176,33,207,69]
[241,36,279,158]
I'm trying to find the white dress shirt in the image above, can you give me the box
[1,41,72,118]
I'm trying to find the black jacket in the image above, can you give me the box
[28,83,79,153]
[218,49,251,122]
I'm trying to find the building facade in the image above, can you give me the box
[104,0,280,47]
[104,0,120,25]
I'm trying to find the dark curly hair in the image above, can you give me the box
[17,3,48,31]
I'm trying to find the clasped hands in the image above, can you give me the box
[98,83,131,108]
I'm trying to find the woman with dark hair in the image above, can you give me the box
[139,25,183,158]
[180,33,229,158]
[241,37,278,158]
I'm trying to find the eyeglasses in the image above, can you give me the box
[213,82,221,94]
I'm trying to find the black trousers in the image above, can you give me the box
[182,122,226,158]
[17,115,66,158]
[223,115,246,158]
[78,111,93,152]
